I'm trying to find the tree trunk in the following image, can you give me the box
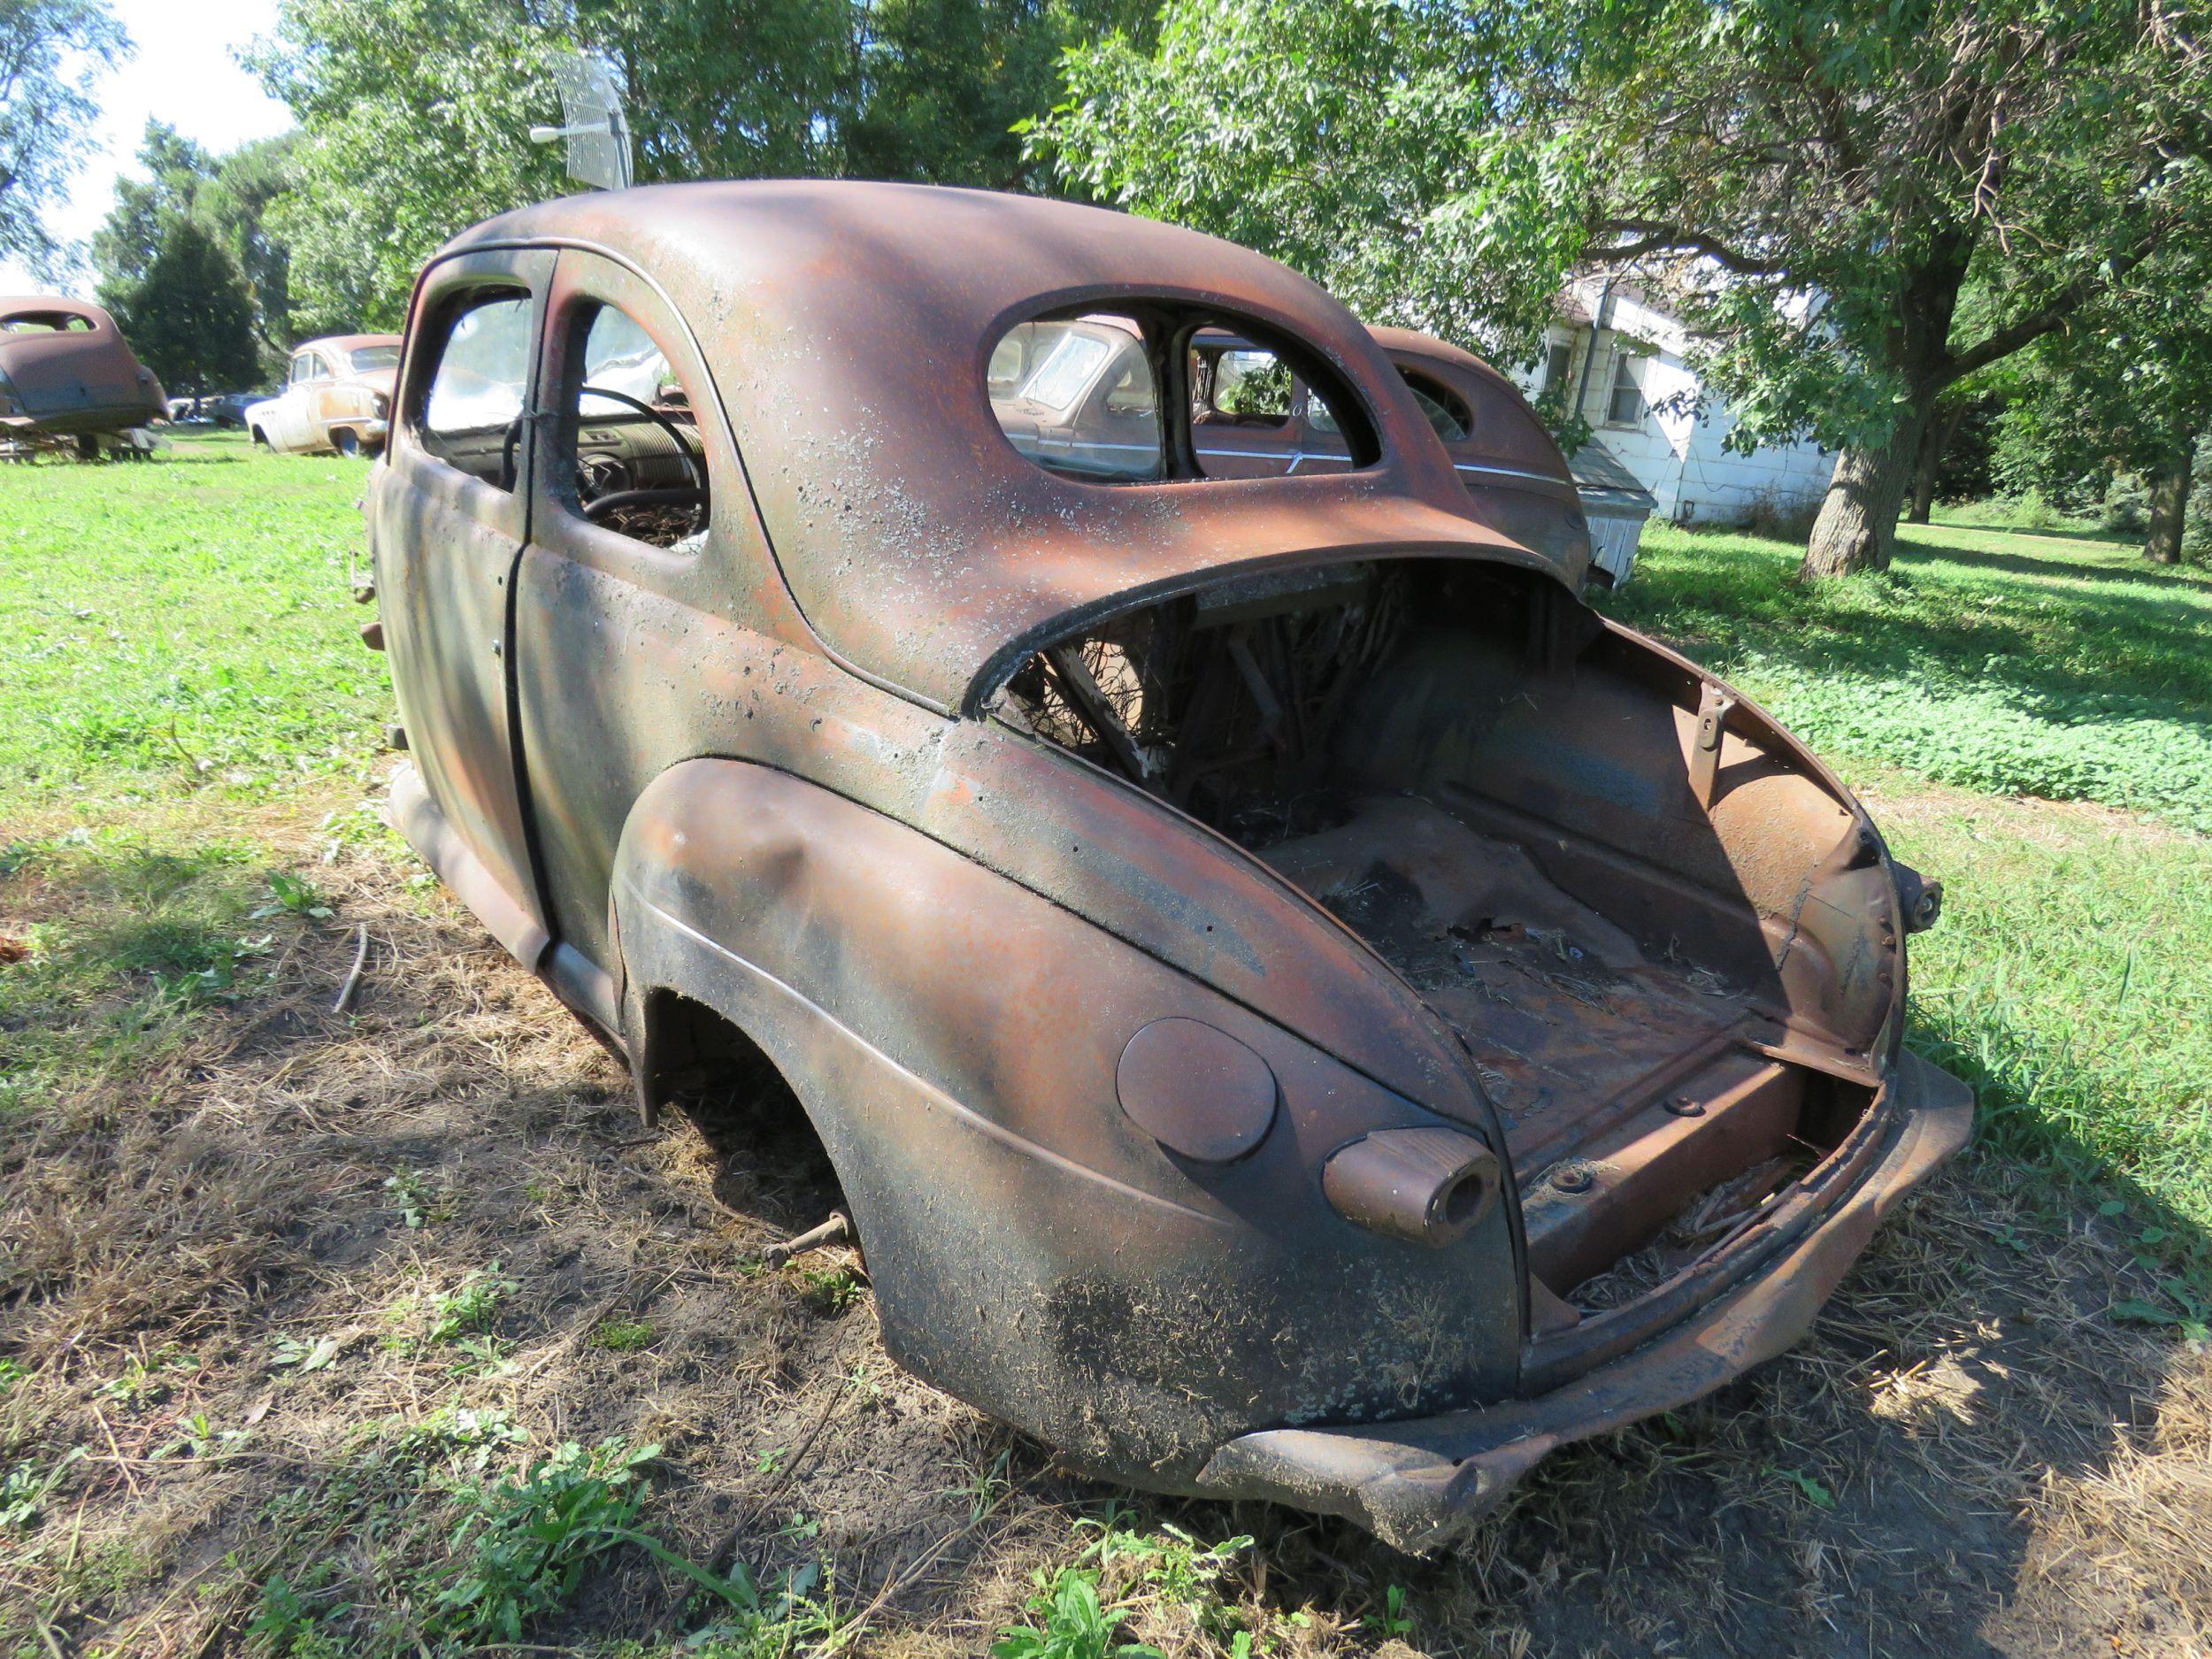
[1906,400,1966,524]
[1801,410,1927,579]
[2145,447,2190,565]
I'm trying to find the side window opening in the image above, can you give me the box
[417,289,534,489]
[1398,370,1472,442]
[1192,343,1292,428]
[560,300,710,551]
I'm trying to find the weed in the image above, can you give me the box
[254,869,334,920]
[270,1333,344,1375]
[796,1265,862,1313]
[152,1410,245,1460]
[1768,1464,1839,1509]
[1362,1582,1414,1640]
[0,1448,85,1530]
[384,1167,445,1229]
[591,1317,657,1352]
[994,1567,1162,1659]
[96,1346,200,1409]
[427,1269,513,1345]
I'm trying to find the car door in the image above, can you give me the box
[372,250,557,964]
[1187,341,1298,479]
[510,249,763,1030]
[282,352,329,450]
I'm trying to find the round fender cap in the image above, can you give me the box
[1117,1018,1279,1164]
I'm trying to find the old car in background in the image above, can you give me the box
[247,334,401,455]
[0,296,166,457]
[369,180,1970,1551]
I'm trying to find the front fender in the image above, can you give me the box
[611,758,1523,1486]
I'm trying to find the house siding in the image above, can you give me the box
[1517,284,1833,525]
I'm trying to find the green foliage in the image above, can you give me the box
[0,0,130,272]
[1034,0,2212,570]
[93,121,297,375]
[243,0,1145,337]
[0,1448,85,1531]
[590,1317,657,1351]
[426,1267,515,1345]
[101,211,260,397]
[241,1419,757,1657]
[994,1568,1162,1659]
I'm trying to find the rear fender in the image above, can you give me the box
[609,757,1522,1485]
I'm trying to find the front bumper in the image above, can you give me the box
[1193,1050,1973,1552]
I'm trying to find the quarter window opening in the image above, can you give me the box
[988,312,1161,483]
[987,303,1379,485]
[1398,370,1472,442]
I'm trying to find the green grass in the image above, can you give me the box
[1607,518,2212,833]
[1605,518,2212,1268]
[0,431,388,815]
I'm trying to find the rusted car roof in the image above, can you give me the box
[438,181,1577,713]
[0,295,167,440]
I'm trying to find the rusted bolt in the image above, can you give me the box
[1550,1164,1595,1194]
[1664,1094,1705,1118]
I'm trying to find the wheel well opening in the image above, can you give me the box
[640,988,842,1232]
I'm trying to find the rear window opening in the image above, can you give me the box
[3,311,95,334]
[987,303,1379,485]
[989,559,1899,1318]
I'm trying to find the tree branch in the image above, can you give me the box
[1591,220,1788,278]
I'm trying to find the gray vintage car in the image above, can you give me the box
[367,180,1970,1551]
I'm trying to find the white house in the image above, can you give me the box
[1515,276,1833,574]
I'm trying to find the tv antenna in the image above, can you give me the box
[530,52,634,191]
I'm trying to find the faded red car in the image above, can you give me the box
[0,296,166,454]
[369,181,1970,1551]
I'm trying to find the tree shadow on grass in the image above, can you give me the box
[1899,536,2212,596]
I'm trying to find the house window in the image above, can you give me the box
[1544,338,1574,396]
[1605,355,1644,426]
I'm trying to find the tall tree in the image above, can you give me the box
[104,215,259,396]
[1994,257,2212,565]
[847,0,1154,189]
[246,0,1148,334]
[1033,0,2212,579]
[0,0,129,275]
[93,123,297,371]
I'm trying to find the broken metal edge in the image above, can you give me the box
[1191,1051,1972,1554]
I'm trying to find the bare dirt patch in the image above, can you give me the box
[3,828,2208,1657]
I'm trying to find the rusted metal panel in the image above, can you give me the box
[374,180,1971,1546]
[1196,1052,1970,1551]
[0,296,165,438]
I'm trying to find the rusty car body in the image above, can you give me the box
[0,296,166,454]
[368,180,1970,1551]
[247,334,402,455]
